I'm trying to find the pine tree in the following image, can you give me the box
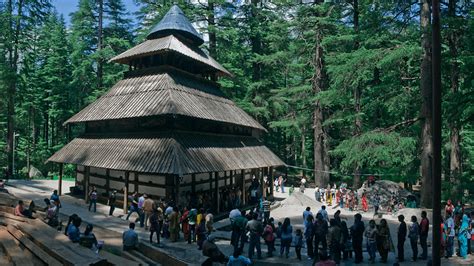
[1,0,51,178]
[419,0,433,208]
[69,0,98,108]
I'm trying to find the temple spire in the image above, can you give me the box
[147,5,204,46]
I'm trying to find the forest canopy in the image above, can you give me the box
[0,0,472,206]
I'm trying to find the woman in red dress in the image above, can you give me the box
[362,193,368,212]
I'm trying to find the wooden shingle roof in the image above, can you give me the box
[147,5,204,46]
[110,35,231,77]
[64,68,264,131]
[47,131,285,175]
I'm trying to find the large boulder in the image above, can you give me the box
[357,180,414,209]
[29,166,43,179]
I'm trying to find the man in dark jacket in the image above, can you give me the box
[327,218,342,264]
[397,215,407,262]
[350,213,365,264]
[314,213,329,261]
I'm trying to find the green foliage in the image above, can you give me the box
[0,1,472,202]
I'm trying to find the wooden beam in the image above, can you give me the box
[230,170,233,187]
[84,166,90,203]
[224,171,227,187]
[134,172,139,194]
[0,228,35,266]
[6,224,62,266]
[269,167,274,196]
[209,172,212,196]
[259,168,264,198]
[16,220,105,265]
[241,170,246,205]
[105,169,110,195]
[191,174,196,194]
[58,163,63,196]
[123,171,129,214]
[214,172,219,213]
[175,175,180,206]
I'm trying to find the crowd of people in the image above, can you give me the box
[312,182,411,215]
[443,199,474,259]
[9,179,474,265]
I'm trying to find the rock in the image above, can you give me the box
[357,180,414,208]
[29,166,43,179]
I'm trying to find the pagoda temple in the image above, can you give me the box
[48,5,284,213]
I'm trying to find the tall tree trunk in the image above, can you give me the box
[352,0,362,189]
[44,112,49,147]
[448,0,461,198]
[97,0,104,90]
[301,125,307,177]
[6,0,23,179]
[312,27,329,188]
[207,1,217,81]
[250,0,262,82]
[420,0,433,208]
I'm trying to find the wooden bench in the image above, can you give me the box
[6,224,62,266]
[0,227,36,266]
[17,220,106,266]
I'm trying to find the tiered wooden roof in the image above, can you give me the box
[64,67,258,128]
[48,5,284,174]
[48,131,283,176]
[110,35,231,76]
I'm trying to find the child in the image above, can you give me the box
[289,185,295,196]
[276,221,283,239]
[294,229,303,260]
[263,219,276,257]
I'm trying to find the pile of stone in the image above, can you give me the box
[357,180,413,209]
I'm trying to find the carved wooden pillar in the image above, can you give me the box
[123,171,129,214]
[58,163,63,196]
[84,166,90,202]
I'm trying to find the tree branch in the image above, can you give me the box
[374,117,421,133]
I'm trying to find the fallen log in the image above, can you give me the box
[6,224,62,266]
[0,210,32,223]
[101,250,141,266]
[0,228,36,266]
[17,220,106,266]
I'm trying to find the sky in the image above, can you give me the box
[52,0,140,26]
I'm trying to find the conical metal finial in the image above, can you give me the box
[147,5,204,46]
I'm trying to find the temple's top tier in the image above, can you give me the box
[147,5,204,46]
[111,4,230,77]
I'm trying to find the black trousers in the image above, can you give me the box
[330,245,341,264]
[353,239,363,263]
[306,237,314,258]
[314,235,327,258]
[420,234,428,259]
[296,246,302,260]
[398,238,405,261]
[410,238,418,261]
[109,205,115,215]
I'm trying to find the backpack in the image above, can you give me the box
[263,225,275,242]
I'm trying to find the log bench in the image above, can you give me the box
[6,224,62,266]
[17,220,106,266]
[0,227,36,266]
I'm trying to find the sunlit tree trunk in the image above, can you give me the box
[420,0,433,208]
